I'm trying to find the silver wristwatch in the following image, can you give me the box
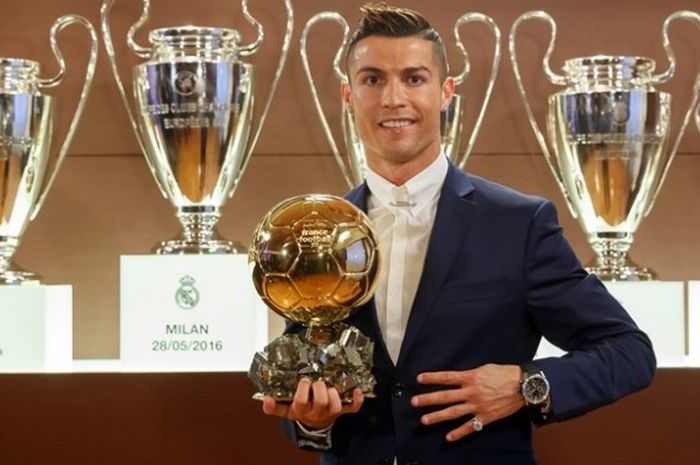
[519,362,550,407]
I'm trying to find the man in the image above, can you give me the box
[262,3,655,464]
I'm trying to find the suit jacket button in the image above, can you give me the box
[392,383,406,398]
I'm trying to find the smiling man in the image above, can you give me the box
[261,3,655,465]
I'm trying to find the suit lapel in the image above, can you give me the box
[397,164,476,367]
[345,167,478,370]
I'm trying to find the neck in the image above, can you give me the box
[368,149,441,186]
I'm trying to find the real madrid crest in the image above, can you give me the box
[175,275,200,310]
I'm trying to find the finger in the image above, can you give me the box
[411,387,468,407]
[343,388,365,414]
[445,418,482,442]
[417,371,469,386]
[310,380,330,411]
[326,387,343,416]
[421,403,474,425]
[293,378,313,406]
[261,396,288,417]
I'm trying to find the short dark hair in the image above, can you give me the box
[344,2,449,82]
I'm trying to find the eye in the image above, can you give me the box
[406,74,426,86]
[362,74,381,85]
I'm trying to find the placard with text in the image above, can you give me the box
[120,255,267,371]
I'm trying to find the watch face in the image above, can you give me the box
[523,374,550,405]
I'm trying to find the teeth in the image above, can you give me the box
[381,119,412,128]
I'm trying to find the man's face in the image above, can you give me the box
[341,35,454,172]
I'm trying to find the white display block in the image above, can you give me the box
[536,281,686,366]
[120,255,267,372]
[0,284,73,372]
[688,281,700,365]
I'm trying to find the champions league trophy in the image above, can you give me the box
[0,16,98,284]
[509,11,700,281]
[300,12,500,187]
[248,194,380,401]
[101,0,293,253]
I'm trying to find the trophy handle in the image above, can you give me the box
[234,0,294,190]
[101,0,167,198]
[126,0,153,58]
[451,13,501,169]
[509,11,576,217]
[300,12,355,187]
[238,0,265,57]
[31,15,99,220]
[645,11,700,216]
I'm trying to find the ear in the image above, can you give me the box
[340,80,353,113]
[441,76,456,110]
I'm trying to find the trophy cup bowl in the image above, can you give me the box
[248,194,380,401]
[549,57,671,280]
[300,11,500,187]
[510,11,700,280]
[101,0,293,254]
[133,27,254,254]
[0,17,98,284]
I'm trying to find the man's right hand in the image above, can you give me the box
[261,378,364,429]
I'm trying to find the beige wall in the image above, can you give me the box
[3,0,700,358]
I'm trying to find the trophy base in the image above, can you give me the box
[0,269,41,285]
[585,258,656,282]
[0,258,41,284]
[153,238,244,255]
[248,323,376,403]
[587,234,655,281]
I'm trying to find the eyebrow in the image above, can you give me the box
[354,65,433,78]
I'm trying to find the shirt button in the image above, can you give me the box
[392,383,406,398]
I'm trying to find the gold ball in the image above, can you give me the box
[249,194,380,327]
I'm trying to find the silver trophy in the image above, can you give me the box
[509,11,700,281]
[300,12,500,187]
[0,16,98,284]
[101,0,293,253]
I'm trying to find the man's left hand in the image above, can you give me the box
[411,364,524,442]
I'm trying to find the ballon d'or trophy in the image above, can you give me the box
[101,0,293,253]
[249,194,380,401]
[0,16,98,284]
[510,11,700,280]
[300,11,501,186]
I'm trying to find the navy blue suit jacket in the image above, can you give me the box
[290,163,655,465]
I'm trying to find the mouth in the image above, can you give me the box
[379,118,415,129]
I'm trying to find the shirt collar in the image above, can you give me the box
[366,154,448,215]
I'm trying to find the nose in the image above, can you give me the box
[382,78,406,108]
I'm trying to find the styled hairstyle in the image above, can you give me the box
[344,2,449,81]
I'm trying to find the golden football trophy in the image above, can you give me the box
[248,194,380,401]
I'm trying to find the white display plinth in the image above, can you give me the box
[688,281,700,365]
[120,255,267,372]
[536,281,686,366]
[0,284,72,372]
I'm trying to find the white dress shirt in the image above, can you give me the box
[366,154,448,364]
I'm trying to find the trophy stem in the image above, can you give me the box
[0,237,40,284]
[586,233,655,281]
[154,208,242,254]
